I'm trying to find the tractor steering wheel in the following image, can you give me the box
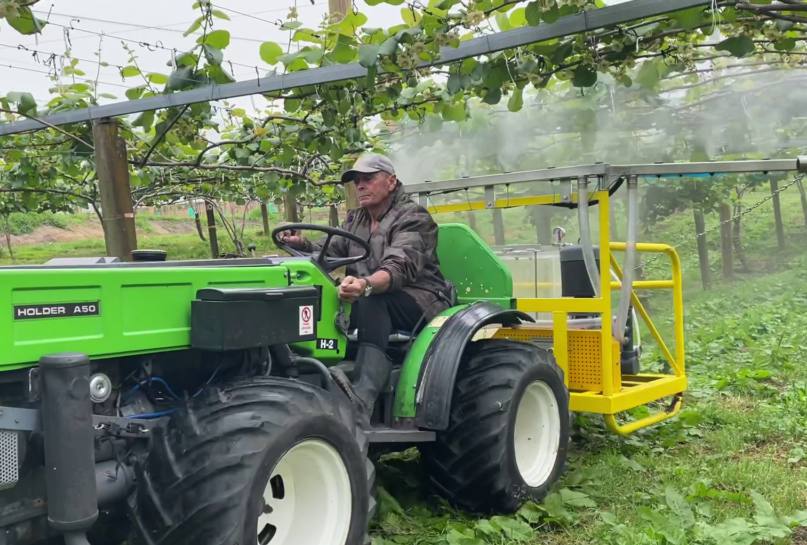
[271,223,371,273]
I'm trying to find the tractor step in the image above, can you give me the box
[364,428,436,443]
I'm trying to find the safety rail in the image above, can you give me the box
[603,242,685,435]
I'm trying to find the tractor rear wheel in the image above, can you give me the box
[421,339,569,513]
[130,377,372,545]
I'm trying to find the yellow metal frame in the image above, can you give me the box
[480,190,687,435]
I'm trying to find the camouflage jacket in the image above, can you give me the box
[308,185,453,321]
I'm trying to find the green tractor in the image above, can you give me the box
[0,221,571,545]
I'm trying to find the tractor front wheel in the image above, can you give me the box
[130,377,372,545]
[421,339,569,513]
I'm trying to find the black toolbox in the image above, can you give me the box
[191,286,320,350]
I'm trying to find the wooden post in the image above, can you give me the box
[205,200,219,258]
[260,202,270,236]
[492,208,505,246]
[797,178,807,228]
[770,178,786,249]
[329,204,339,227]
[330,0,360,210]
[283,187,300,222]
[693,208,711,289]
[92,118,137,260]
[719,203,733,280]
[530,206,552,244]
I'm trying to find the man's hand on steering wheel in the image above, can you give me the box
[271,223,371,273]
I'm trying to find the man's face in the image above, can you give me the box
[354,171,397,208]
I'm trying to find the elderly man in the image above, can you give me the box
[280,153,453,416]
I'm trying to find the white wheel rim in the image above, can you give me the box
[513,380,562,487]
[257,439,353,545]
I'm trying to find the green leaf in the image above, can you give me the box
[125,86,146,100]
[635,58,668,89]
[166,67,196,91]
[146,73,168,84]
[715,35,755,58]
[358,44,380,68]
[332,11,367,37]
[280,20,303,30]
[509,7,527,27]
[639,508,687,545]
[447,72,463,94]
[332,38,356,63]
[200,29,231,49]
[559,488,596,508]
[259,42,284,65]
[7,92,36,115]
[7,7,46,34]
[482,86,501,105]
[671,6,706,30]
[774,37,796,51]
[207,64,235,84]
[132,110,155,131]
[489,516,533,539]
[507,85,524,112]
[572,64,597,87]
[401,7,420,27]
[378,36,399,57]
[183,16,203,37]
[120,66,141,78]
[542,6,561,23]
[542,492,573,522]
[495,12,512,31]
[292,28,321,44]
[441,100,467,121]
[525,2,541,26]
[211,9,230,20]
[665,487,695,529]
[203,45,223,66]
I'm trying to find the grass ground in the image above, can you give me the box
[369,185,807,545]
[370,255,807,544]
[1,184,805,544]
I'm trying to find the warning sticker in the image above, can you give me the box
[299,305,314,336]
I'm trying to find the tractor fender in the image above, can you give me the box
[415,301,533,430]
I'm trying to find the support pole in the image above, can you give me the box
[329,204,340,227]
[205,200,219,258]
[283,187,300,223]
[693,208,711,289]
[260,202,270,236]
[719,203,733,280]
[492,208,505,246]
[797,178,807,228]
[770,178,786,249]
[330,0,360,210]
[92,118,137,260]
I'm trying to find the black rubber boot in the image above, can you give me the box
[331,343,392,420]
[352,343,392,412]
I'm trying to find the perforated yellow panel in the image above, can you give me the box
[492,327,621,392]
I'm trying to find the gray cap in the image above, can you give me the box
[340,153,396,183]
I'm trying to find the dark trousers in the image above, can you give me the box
[350,291,424,351]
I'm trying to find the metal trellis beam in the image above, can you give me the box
[0,0,711,136]
[403,158,807,196]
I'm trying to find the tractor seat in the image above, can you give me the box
[346,330,414,343]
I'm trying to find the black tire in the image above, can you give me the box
[130,377,372,545]
[421,339,570,513]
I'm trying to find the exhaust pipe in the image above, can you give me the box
[39,353,98,542]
